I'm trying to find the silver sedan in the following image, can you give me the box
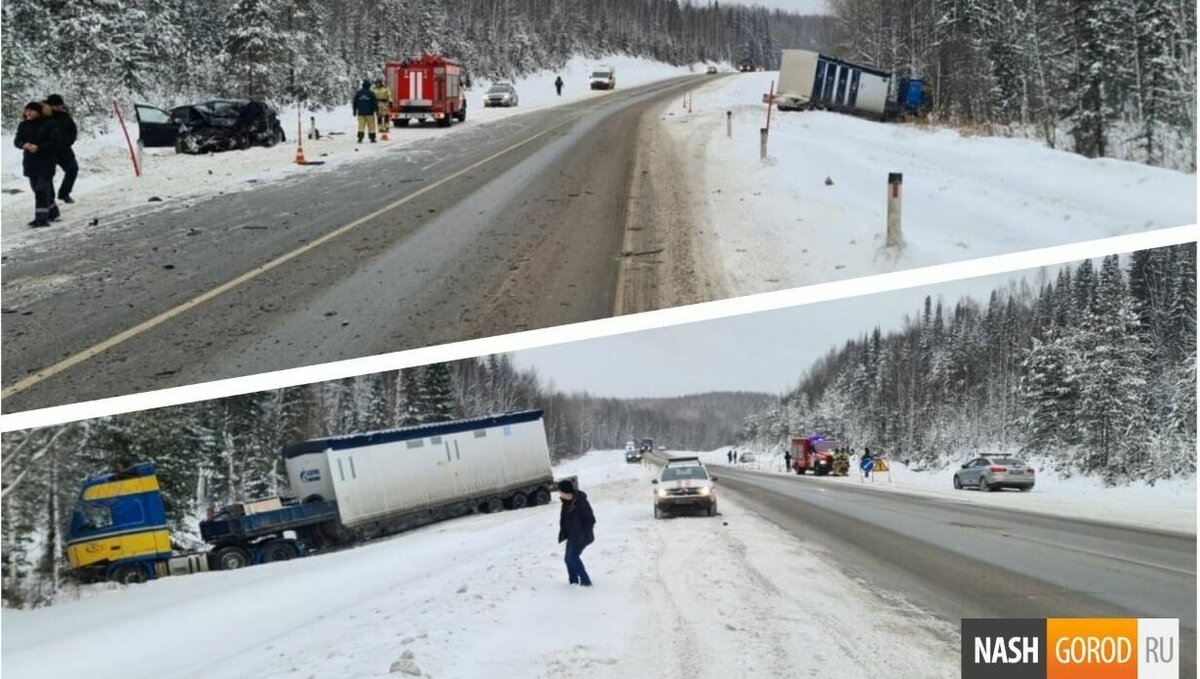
[953,456,1036,492]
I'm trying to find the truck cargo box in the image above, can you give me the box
[282,410,553,529]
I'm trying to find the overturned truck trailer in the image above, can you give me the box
[776,49,927,120]
[284,410,560,543]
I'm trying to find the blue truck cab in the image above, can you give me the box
[67,462,334,584]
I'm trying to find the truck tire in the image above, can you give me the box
[262,539,299,563]
[507,492,528,510]
[112,563,149,585]
[707,503,717,517]
[214,545,251,570]
[483,496,504,513]
[436,115,452,128]
[396,119,409,127]
[654,506,663,519]
[532,488,552,506]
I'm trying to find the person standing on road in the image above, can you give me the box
[45,94,77,204]
[372,78,392,130]
[352,79,378,144]
[783,448,792,472]
[557,479,595,587]
[14,102,60,227]
[554,75,564,96]
[862,447,874,479]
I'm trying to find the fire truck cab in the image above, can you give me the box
[790,435,841,476]
[384,53,469,128]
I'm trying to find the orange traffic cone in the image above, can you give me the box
[294,143,306,165]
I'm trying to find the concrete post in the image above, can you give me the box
[886,172,903,247]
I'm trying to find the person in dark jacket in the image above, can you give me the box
[556,479,595,587]
[554,75,564,96]
[45,94,78,203]
[13,102,60,227]
[352,79,378,144]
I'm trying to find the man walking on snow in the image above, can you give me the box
[45,94,77,203]
[554,75,564,96]
[13,102,60,227]
[352,79,378,144]
[557,479,595,587]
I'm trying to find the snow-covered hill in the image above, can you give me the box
[1,450,958,679]
[666,71,1197,296]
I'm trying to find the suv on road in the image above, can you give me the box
[590,66,616,90]
[625,441,643,463]
[953,456,1035,492]
[652,457,717,518]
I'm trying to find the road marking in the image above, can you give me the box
[2,122,570,400]
[1003,532,1196,577]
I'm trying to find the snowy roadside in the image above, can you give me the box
[0,56,703,255]
[664,72,1198,296]
[2,449,957,679]
[701,449,1197,535]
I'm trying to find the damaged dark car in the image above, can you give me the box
[134,100,286,154]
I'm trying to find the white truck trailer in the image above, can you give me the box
[284,409,561,543]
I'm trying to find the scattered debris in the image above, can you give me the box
[824,177,834,186]
[148,196,163,202]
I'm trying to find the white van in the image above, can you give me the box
[590,66,616,90]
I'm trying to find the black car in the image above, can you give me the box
[135,99,286,154]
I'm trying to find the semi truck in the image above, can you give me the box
[66,410,561,584]
[775,49,928,121]
[384,53,469,127]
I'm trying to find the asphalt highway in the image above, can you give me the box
[2,76,710,412]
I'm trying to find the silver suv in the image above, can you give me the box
[652,458,717,518]
[953,456,1035,492]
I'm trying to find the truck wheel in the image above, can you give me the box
[214,545,251,570]
[507,492,528,510]
[483,496,504,513]
[436,116,452,128]
[532,488,551,506]
[707,504,717,517]
[112,564,149,585]
[654,506,663,519]
[396,119,409,127]
[262,539,298,563]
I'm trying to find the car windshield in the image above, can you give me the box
[488,85,512,93]
[592,71,611,79]
[991,457,1025,466]
[662,466,708,481]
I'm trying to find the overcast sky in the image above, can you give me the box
[511,267,1058,398]
[739,0,829,14]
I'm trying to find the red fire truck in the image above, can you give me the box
[384,53,469,128]
[790,435,841,475]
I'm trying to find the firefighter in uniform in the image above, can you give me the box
[372,78,392,129]
[353,79,378,143]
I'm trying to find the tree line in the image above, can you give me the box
[1,0,832,123]
[828,0,1197,168]
[741,244,1196,484]
[1,354,769,605]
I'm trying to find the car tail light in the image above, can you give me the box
[1027,468,1035,474]
[988,466,1006,472]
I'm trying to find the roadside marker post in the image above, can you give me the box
[726,110,732,138]
[295,101,307,165]
[112,100,141,178]
[886,173,903,247]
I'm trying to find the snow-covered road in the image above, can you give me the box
[666,72,1197,296]
[2,450,958,679]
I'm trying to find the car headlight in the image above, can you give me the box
[656,488,667,498]
[699,486,711,495]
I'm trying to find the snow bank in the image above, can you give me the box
[714,447,1196,534]
[664,71,1198,296]
[0,55,699,252]
[2,448,957,679]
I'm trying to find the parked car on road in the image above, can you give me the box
[652,457,717,518]
[483,82,519,107]
[135,100,286,154]
[953,456,1036,492]
[706,65,719,75]
[738,451,756,463]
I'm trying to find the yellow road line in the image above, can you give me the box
[2,122,568,400]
